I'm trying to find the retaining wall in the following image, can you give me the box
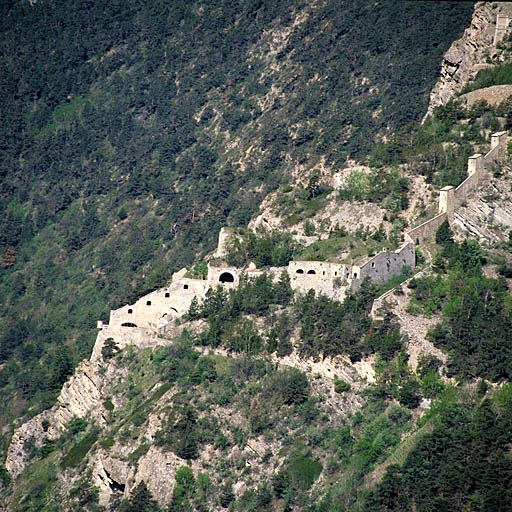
[91,325,157,361]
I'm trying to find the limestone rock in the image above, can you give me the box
[425,2,497,118]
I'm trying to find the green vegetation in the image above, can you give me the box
[408,234,512,381]
[60,431,98,470]
[369,100,507,187]
[338,168,409,212]
[363,388,512,512]
[461,61,512,93]
[225,229,298,268]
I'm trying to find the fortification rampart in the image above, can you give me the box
[288,260,354,300]
[405,131,508,243]
[100,133,507,348]
[358,243,415,285]
[405,213,447,245]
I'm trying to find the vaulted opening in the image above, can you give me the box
[121,322,137,328]
[296,269,304,274]
[128,309,133,314]
[146,300,152,306]
[219,272,234,283]
[307,270,316,275]
[165,292,170,298]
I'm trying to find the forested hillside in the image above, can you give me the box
[3,2,512,510]
[0,0,474,434]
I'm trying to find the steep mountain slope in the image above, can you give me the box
[6,1,512,511]
[0,0,474,438]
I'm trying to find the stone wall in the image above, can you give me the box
[459,84,512,108]
[358,243,415,285]
[494,13,511,45]
[287,260,353,301]
[405,131,508,243]
[206,264,240,287]
[108,279,209,332]
[91,324,160,361]
[405,213,447,245]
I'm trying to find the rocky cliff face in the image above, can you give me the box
[5,323,370,509]
[424,2,499,118]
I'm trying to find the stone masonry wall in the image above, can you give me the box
[287,260,353,301]
[405,213,447,245]
[405,131,508,243]
[358,243,415,285]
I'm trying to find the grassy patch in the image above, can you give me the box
[99,437,115,450]
[129,443,150,463]
[60,431,98,469]
[296,237,352,262]
[288,455,323,490]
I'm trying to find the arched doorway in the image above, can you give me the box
[219,272,235,283]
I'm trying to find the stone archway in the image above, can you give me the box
[219,272,235,283]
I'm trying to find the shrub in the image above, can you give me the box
[102,338,120,360]
[334,379,351,393]
[61,431,98,469]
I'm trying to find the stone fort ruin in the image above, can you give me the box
[94,131,508,358]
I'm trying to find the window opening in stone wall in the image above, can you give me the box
[146,301,152,306]
[128,309,133,314]
[323,271,325,275]
[353,273,358,278]
[184,284,189,289]
[296,269,304,274]
[121,322,137,327]
[372,262,375,268]
[219,272,234,283]
[165,292,170,298]
[307,270,316,275]
[335,272,337,276]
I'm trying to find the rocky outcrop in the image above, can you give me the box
[424,2,497,119]
[5,355,123,478]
